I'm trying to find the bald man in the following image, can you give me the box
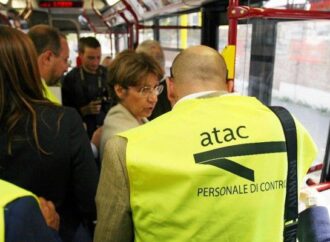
[94,45,317,242]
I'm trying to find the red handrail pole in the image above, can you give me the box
[119,12,133,49]
[227,0,239,92]
[103,9,126,21]
[228,0,239,46]
[82,8,97,33]
[91,0,112,31]
[0,13,10,26]
[121,0,140,47]
[308,163,324,174]
[310,182,330,192]
[229,6,330,20]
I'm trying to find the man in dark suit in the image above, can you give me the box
[62,37,110,139]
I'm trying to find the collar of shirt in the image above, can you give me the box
[173,90,239,108]
[117,103,149,125]
[142,118,149,124]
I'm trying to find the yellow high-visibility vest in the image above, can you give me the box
[42,80,61,104]
[120,95,317,242]
[0,180,38,242]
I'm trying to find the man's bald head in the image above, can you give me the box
[166,45,228,106]
[172,45,227,90]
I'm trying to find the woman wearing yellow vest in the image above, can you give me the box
[94,45,317,242]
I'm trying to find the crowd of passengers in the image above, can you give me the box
[0,24,170,242]
[0,24,329,242]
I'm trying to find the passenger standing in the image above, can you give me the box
[0,26,99,242]
[136,40,171,120]
[28,24,69,104]
[99,50,163,159]
[62,37,111,139]
[94,45,317,242]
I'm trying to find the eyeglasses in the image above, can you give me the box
[130,85,164,97]
[50,50,70,66]
[159,76,167,83]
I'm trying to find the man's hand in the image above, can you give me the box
[39,197,60,231]
[80,100,102,116]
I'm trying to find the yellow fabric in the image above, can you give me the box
[221,45,236,79]
[120,95,317,242]
[42,80,60,104]
[0,180,38,242]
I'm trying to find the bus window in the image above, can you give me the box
[117,33,128,52]
[159,12,201,74]
[66,32,78,69]
[219,18,330,173]
[139,20,154,42]
[180,12,201,49]
[272,20,330,165]
[159,16,178,48]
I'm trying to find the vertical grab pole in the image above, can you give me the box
[228,0,238,47]
[121,0,140,48]
[226,0,239,92]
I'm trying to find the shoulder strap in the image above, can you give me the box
[268,106,298,242]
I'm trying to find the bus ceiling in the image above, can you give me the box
[0,0,210,33]
[0,0,261,33]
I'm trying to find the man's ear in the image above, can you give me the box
[39,50,53,65]
[114,84,126,100]
[227,80,234,93]
[166,77,176,107]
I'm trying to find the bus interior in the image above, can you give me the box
[1,0,330,205]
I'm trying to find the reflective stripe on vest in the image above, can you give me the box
[120,95,317,242]
[0,180,38,242]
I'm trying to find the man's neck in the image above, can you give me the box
[41,75,50,86]
[82,66,98,74]
[174,90,230,108]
